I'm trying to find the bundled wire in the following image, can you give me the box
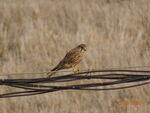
[0,67,150,98]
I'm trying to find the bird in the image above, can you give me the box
[47,44,87,77]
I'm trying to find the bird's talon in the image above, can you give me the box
[76,68,80,72]
[72,67,80,73]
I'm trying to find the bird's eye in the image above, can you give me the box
[81,46,84,49]
[80,46,86,51]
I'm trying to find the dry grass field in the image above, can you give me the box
[0,0,150,113]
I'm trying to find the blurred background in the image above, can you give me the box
[0,0,150,113]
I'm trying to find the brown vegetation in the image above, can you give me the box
[0,0,150,113]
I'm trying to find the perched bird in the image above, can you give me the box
[47,44,87,77]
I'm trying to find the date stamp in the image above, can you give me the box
[118,101,141,105]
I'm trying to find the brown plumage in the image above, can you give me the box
[47,44,87,77]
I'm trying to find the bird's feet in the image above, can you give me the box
[72,67,80,73]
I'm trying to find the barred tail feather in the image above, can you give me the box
[47,71,56,78]
[47,66,60,78]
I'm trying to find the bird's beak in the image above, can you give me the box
[83,48,86,51]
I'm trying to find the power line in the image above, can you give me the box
[0,68,150,98]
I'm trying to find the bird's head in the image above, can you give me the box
[77,44,87,52]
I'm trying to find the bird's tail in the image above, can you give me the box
[47,71,56,78]
[47,68,59,78]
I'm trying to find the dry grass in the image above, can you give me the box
[0,0,150,112]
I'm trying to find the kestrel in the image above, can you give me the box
[47,44,87,77]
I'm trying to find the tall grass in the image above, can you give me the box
[0,0,150,113]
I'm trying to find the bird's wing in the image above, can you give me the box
[51,60,64,71]
[51,48,82,71]
[63,48,82,65]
